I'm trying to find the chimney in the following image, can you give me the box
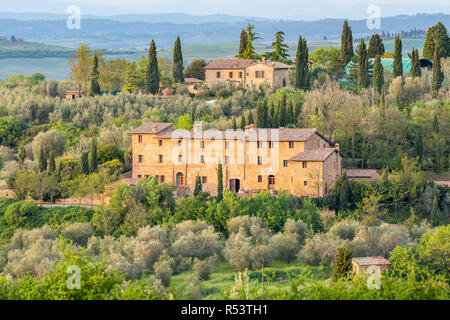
[244,124,255,133]
[152,124,158,133]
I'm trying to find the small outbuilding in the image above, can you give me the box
[66,90,84,100]
[346,169,380,181]
[352,257,392,275]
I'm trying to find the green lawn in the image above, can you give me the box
[168,260,332,300]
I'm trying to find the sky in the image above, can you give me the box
[0,0,449,20]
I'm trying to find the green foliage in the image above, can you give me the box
[432,45,444,98]
[367,34,385,58]
[417,225,449,277]
[373,55,384,94]
[0,116,21,147]
[97,144,125,164]
[295,36,310,90]
[356,39,369,90]
[331,247,352,282]
[88,53,101,96]
[264,31,291,64]
[296,198,323,233]
[194,175,202,196]
[341,21,354,65]
[174,114,193,130]
[146,40,160,94]
[237,24,261,60]
[89,138,98,173]
[238,29,248,57]
[217,162,223,202]
[393,35,403,78]
[183,59,206,80]
[423,22,450,60]
[173,36,184,83]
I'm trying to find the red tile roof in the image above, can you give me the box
[128,123,174,135]
[204,59,256,70]
[289,148,342,162]
[352,257,391,266]
[346,169,380,179]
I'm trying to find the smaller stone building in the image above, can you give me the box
[352,257,392,275]
[204,58,292,89]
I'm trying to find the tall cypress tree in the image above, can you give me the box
[287,100,294,125]
[240,112,246,129]
[432,45,444,98]
[415,125,423,163]
[232,116,237,131]
[146,40,159,94]
[256,101,268,128]
[393,35,403,79]
[194,175,202,196]
[430,195,440,226]
[217,162,223,202]
[409,48,421,78]
[357,39,369,90]
[295,36,309,90]
[48,152,56,173]
[247,110,254,125]
[341,21,354,65]
[39,146,47,172]
[89,53,101,96]
[89,138,98,173]
[81,151,90,174]
[331,247,353,282]
[238,29,248,57]
[373,54,384,95]
[367,34,385,58]
[173,36,184,83]
[279,93,287,127]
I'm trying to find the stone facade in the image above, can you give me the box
[129,123,343,197]
[204,59,292,89]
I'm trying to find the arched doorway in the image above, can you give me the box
[229,179,240,193]
[268,175,275,189]
[176,172,184,185]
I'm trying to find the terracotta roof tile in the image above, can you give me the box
[352,257,392,266]
[204,59,256,70]
[128,122,174,134]
[346,169,380,179]
[289,148,341,162]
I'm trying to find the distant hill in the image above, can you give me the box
[0,13,446,50]
[0,41,74,58]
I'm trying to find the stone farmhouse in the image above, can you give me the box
[204,58,292,89]
[128,122,343,197]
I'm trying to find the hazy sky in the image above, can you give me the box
[1,0,449,19]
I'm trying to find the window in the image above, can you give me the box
[202,176,207,184]
[138,135,143,143]
[304,181,308,186]
[158,140,162,146]
[159,155,163,163]
[200,155,205,164]
[257,141,262,149]
[178,140,182,147]
[289,141,294,149]
[283,160,288,167]
[229,72,233,78]
[269,175,275,185]
[145,175,149,178]
[302,161,307,168]
[160,175,165,183]
[255,70,265,78]
[225,156,230,164]
[138,155,143,163]
[257,156,263,165]
[216,72,221,78]
[239,72,243,79]
[225,141,229,149]
[155,175,159,181]
[138,175,142,178]
[178,155,182,163]
[269,141,274,149]
[200,141,204,149]
[258,175,263,183]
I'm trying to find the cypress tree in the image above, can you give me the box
[430,195,440,226]
[415,125,423,164]
[232,116,237,131]
[432,113,439,134]
[238,29,248,56]
[256,101,265,128]
[247,110,254,125]
[81,151,90,174]
[393,35,403,79]
[432,46,444,98]
[89,138,98,173]
[39,146,47,172]
[146,40,159,94]
[341,21,354,65]
[357,39,369,90]
[173,36,184,83]
[368,34,385,58]
[89,53,101,96]
[48,152,56,173]
[409,48,421,78]
[331,247,353,282]
[295,36,309,90]
[423,22,450,60]
[18,145,26,163]
[279,94,287,127]
[287,100,294,125]
[373,54,384,94]
[194,175,202,196]
[240,112,246,129]
[217,162,223,202]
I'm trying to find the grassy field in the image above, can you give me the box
[0,38,425,81]
[168,260,332,300]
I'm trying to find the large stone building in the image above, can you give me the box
[129,122,343,197]
[204,58,292,89]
